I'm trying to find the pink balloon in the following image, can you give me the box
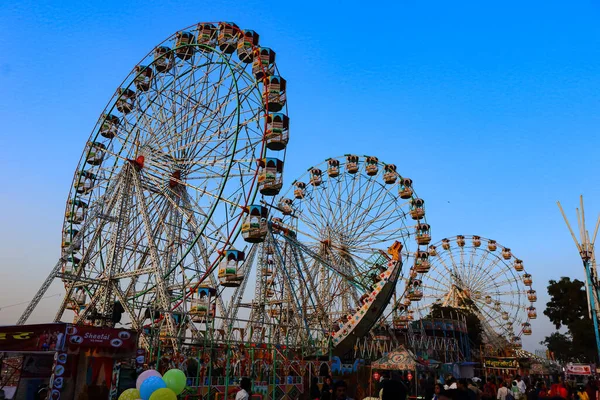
[136,369,162,390]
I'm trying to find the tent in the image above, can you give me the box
[372,346,416,371]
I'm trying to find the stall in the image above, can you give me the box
[0,323,137,400]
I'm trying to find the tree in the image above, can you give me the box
[543,277,597,362]
[541,332,573,362]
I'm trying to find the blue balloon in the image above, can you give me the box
[140,376,167,400]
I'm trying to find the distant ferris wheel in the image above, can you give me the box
[400,235,537,349]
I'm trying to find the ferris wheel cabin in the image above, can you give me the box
[527,306,537,319]
[456,235,466,247]
[133,65,153,92]
[472,235,482,247]
[365,156,379,176]
[416,223,431,245]
[218,250,245,287]
[279,198,293,215]
[327,158,340,177]
[309,168,323,186]
[116,88,136,114]
[345,155,359,174]
[257,157,284,196]
[74,170,96,194]
[409,198,425,220]
[414,250,431,273]
[99,114,120,139]
[242,205,268,243]
[488,240,498,251]
[265,113,289,151]
[523,273,533,286]
[264,75,286,112]
[237,30,259,63]
[253,47,276,79]
[218,22,240,54]
[294,181,306,199]
[153,46,174,72]
[175,31,196,60]
[197,23,217,50]
[399,178,413,199]
[190,286,217,322]
[66,199,87,224]
[428,245,437,256]
[383,164,397,184]
[86,142,106,166]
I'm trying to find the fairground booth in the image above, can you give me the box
[0,323,137,399]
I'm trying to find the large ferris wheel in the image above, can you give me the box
[399,235,538,349]
[17,22,289,350]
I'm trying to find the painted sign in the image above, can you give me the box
[566,364,593,375]
[64,325,137,356]
[0,323,66,352]
[484,357,519,370]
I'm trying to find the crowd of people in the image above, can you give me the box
[430,375,599,400]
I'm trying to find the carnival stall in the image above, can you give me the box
[0,323,137,400]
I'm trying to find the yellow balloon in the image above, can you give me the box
[119,388,141,400]
[149,388,177,400]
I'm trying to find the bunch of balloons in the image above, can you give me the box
[118,369,187,400]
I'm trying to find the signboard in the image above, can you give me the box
[484,357,519,370]
[566,364,593,376]
[64,324,137,356]
[0,323,66,353]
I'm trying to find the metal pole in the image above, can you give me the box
[584,259,600,362]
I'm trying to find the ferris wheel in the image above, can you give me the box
[400,235,537,349]
[18,22,289,349]
[265,155,429,354]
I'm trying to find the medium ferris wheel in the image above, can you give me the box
[271,155,429,354]
[18,22,289,349]
[402,235,537,349]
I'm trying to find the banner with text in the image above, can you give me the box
[484,357,519,370]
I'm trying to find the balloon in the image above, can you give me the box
[149,388,177,400]
[162,369,187,395]
[136,370,162,390]
[118,388,141,400]
[140,376,167,400]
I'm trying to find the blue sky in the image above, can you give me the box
[0,0,599,351]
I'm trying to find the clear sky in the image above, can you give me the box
[1,0,599,352]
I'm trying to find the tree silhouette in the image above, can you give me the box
[542,277,597,362]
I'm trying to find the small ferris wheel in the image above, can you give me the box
[400,235,537,349]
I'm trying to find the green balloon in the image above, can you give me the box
[118,388,141,400]
[162,369,187,395]
[149,388,177,400]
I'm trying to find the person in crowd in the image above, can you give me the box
[549,376,568,399]
[577,385,590,400]
[469,379,483,400]
[511,380,523,400]
[516,376,527,397]
[310,377,321,400]
[321,375,333,400]
[584,380,597,400]
[484,378,498,400]
[236,377,251,400]
[446,377,458,390]
[332,380,352,400]
[535,381,548,399]
[457,379,476,400]
[380,374,406,400]
[433,383,445,400]
[497,381,510,400]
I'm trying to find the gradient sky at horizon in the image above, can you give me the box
[1,0,599,352]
